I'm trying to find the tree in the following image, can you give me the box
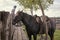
[15,0,54,15]
[15,0,39,15]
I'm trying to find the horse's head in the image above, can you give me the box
[12,11,23,25]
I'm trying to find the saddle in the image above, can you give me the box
[34,15,41,23]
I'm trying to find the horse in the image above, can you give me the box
[12,11,56,40]
[0,11,10,40]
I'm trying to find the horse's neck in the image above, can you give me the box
[22,14,34,26]
[22,14,29,25]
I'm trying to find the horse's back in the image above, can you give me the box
[23,14,40,34]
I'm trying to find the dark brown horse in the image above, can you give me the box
[12,11,56,40]
[0,11,10,40]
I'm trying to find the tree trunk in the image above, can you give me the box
[9,6,16,40]
[8,16,12,40]
[0,13,1,21]
[39,1,48,40]
[1,20,7,40]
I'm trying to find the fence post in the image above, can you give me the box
[9,5,17,40]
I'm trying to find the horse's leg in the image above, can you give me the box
[29,35,31,40]
[33,34,37,40]
[48,32,54,40]
[28,34,31,40]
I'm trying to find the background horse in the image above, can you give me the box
[12,11,56,40]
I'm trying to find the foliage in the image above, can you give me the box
[14,0,54,10]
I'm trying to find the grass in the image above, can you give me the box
[54,30,60,40]
[37,30,60,40]
[32,30,60,40]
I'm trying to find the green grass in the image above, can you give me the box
[35,30,60,40]
[54,30,60,40]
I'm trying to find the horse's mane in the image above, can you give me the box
[17,11,33,18]
[23,12,33,17]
